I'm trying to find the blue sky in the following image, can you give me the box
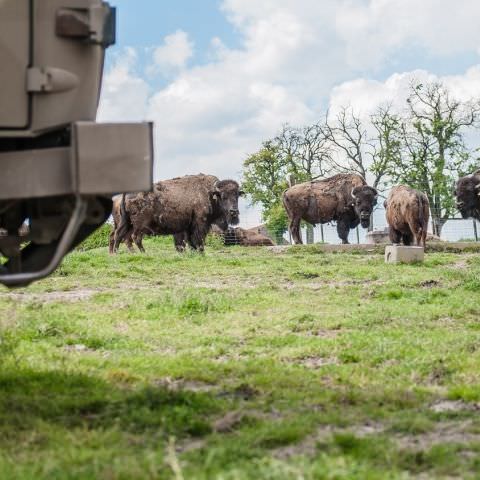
[99,0,480,224]
[108,0,240,71]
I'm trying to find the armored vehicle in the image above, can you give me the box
[0,0,153,287]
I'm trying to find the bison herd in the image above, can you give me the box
[109,170,480,253]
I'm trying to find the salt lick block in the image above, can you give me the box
[385,245,424,264]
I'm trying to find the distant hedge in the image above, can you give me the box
[76,223,112,251]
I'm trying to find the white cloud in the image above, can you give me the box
[97,48,150,122]
[151,30,194,73]
[335,0,480,69]
[329,67,480,119]
[99,0,480,190]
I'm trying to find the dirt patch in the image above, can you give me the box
[153,377,218,393]
[419,280,441,288]
[214,353,248,363]
[213,411,246,433]
[176,438,207,453]
[267,246,289,254]
[274,417,480,460]
[430,400,480,413]
[3,289,99,304]
[274,422,384,459]
[64,344,96,354]
[294,356,339,369]
[231,383,259,400]
[394,420,480,451]
[301,278,384,291]
[305,329,340,339]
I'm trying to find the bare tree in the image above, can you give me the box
[322,107,368,179]
[276,123,332,181]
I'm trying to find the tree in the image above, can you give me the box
[241,141,289,242]
[386,82,480,236]
[370,105,403,191]
[276,124,332,182]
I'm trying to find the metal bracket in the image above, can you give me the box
[27,67,79,94]
[56,4,116,48]
[0,196,87,287]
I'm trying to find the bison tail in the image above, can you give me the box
[417,196,424,235]
[417,194,429,246]
[113,194,132,252]
[282,190,291,215]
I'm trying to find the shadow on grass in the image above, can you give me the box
[0,368,218,442]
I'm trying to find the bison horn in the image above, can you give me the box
[351,188,357,200]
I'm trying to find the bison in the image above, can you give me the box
[112,174,243,253]
[282,173,378,244]
[454,169,480,221]
[384,185,430,248]
[223,227,275,246]
[110,194,209,254]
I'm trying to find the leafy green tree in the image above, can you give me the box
[385,82,480,236]
[242,141,289,241]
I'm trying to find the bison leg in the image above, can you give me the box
[187,226,207,253]
[336,221,350,244]
[389,226,402,245]
[113,221,131,253]
[402,231,413,246]
[289,217,302,245]
[108,229,116,254]
[173,232,187,252]
[411,223,426,248]
[125,231,136,253]
[420,229,427,249]
[133,232,146,253]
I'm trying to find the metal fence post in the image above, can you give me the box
[356,227,360,244]
[474,220,479,242]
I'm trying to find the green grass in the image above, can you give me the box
[1,237,480,479]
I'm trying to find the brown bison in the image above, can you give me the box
[223,227,275,246]
[384,185,430,248]
[282,173,378,244]
[454,170,480,221]
[112,174,242,253]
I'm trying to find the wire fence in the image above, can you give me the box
[234,207,480,245]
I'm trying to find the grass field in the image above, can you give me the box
[1,235,480,479]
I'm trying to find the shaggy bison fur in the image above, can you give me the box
[282,173,378,244]
[385,185,430,248]
[112,174,242,253]
[455,170,480,221]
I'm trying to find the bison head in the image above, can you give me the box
[351,185,378,228]
[455,170,480,220]
[211,180,244,227]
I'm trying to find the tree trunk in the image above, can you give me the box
[306,224,314,244]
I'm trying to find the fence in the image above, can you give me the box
[237,206,480,245]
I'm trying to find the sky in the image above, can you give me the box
[98,0,480,225]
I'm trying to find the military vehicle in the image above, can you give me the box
[0,0,153,287]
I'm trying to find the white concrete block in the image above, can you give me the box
[385,245,424,264]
